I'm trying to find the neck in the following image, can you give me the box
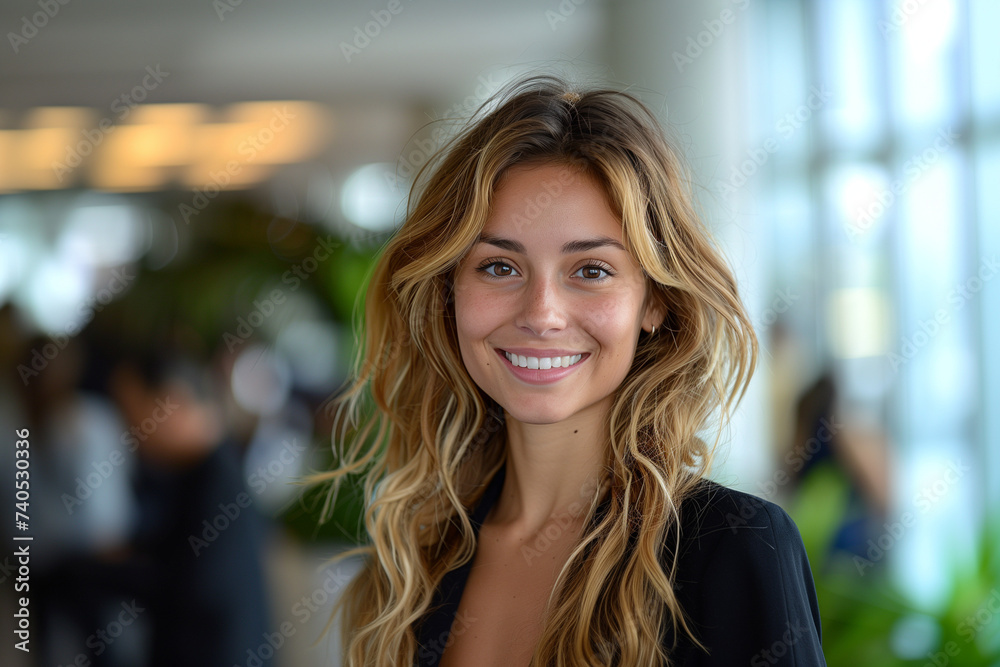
[488,397,611,537]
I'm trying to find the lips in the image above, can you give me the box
[501,350,583,369]
[494,348,589,384]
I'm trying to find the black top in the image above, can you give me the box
[414,462,827,666]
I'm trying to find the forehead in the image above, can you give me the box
[482,163,624,243]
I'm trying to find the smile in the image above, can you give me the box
[493,348,589,385]
[502,350,584,369]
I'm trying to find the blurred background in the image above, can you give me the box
[0,0,997,665]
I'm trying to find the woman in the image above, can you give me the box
[320,75,826,666]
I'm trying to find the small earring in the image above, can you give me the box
[651,325,656,335]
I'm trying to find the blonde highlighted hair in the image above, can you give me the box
[317,75,757,665]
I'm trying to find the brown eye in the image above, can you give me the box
[574,264,613,281]
[476,261,519,279]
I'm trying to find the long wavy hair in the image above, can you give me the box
[316,74,758,666]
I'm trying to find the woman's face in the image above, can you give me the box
[453,162,663,426]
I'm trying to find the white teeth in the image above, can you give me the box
[504,351,583,369]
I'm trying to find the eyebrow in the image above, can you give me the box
[476,233,627,254]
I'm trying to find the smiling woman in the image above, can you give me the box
[316,75,827,666]
[454,163,661,427]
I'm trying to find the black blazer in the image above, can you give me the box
[414,462,827,666]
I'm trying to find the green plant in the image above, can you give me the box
[788,463,1000,666]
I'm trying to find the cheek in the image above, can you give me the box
[585,295,643,360]
[454,282,495,350]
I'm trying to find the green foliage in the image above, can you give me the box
[789,464,1000,666]
[281,438,370,545]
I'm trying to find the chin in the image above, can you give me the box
[495,398,579,426]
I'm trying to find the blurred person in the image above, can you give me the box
[10,334,134,564]
[104,338,274,667]
[318,76,826,666]
[27,322,274,667]
[5,332,141,667]
[789,371,891,559]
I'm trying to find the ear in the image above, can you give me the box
[641,294,666,334]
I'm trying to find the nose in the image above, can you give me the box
[516,274,567,336]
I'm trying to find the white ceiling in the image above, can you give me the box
[1,0,610,185]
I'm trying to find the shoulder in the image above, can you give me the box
[676,479,805,556]
[664,480,827,666]
[671,478,815,597]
